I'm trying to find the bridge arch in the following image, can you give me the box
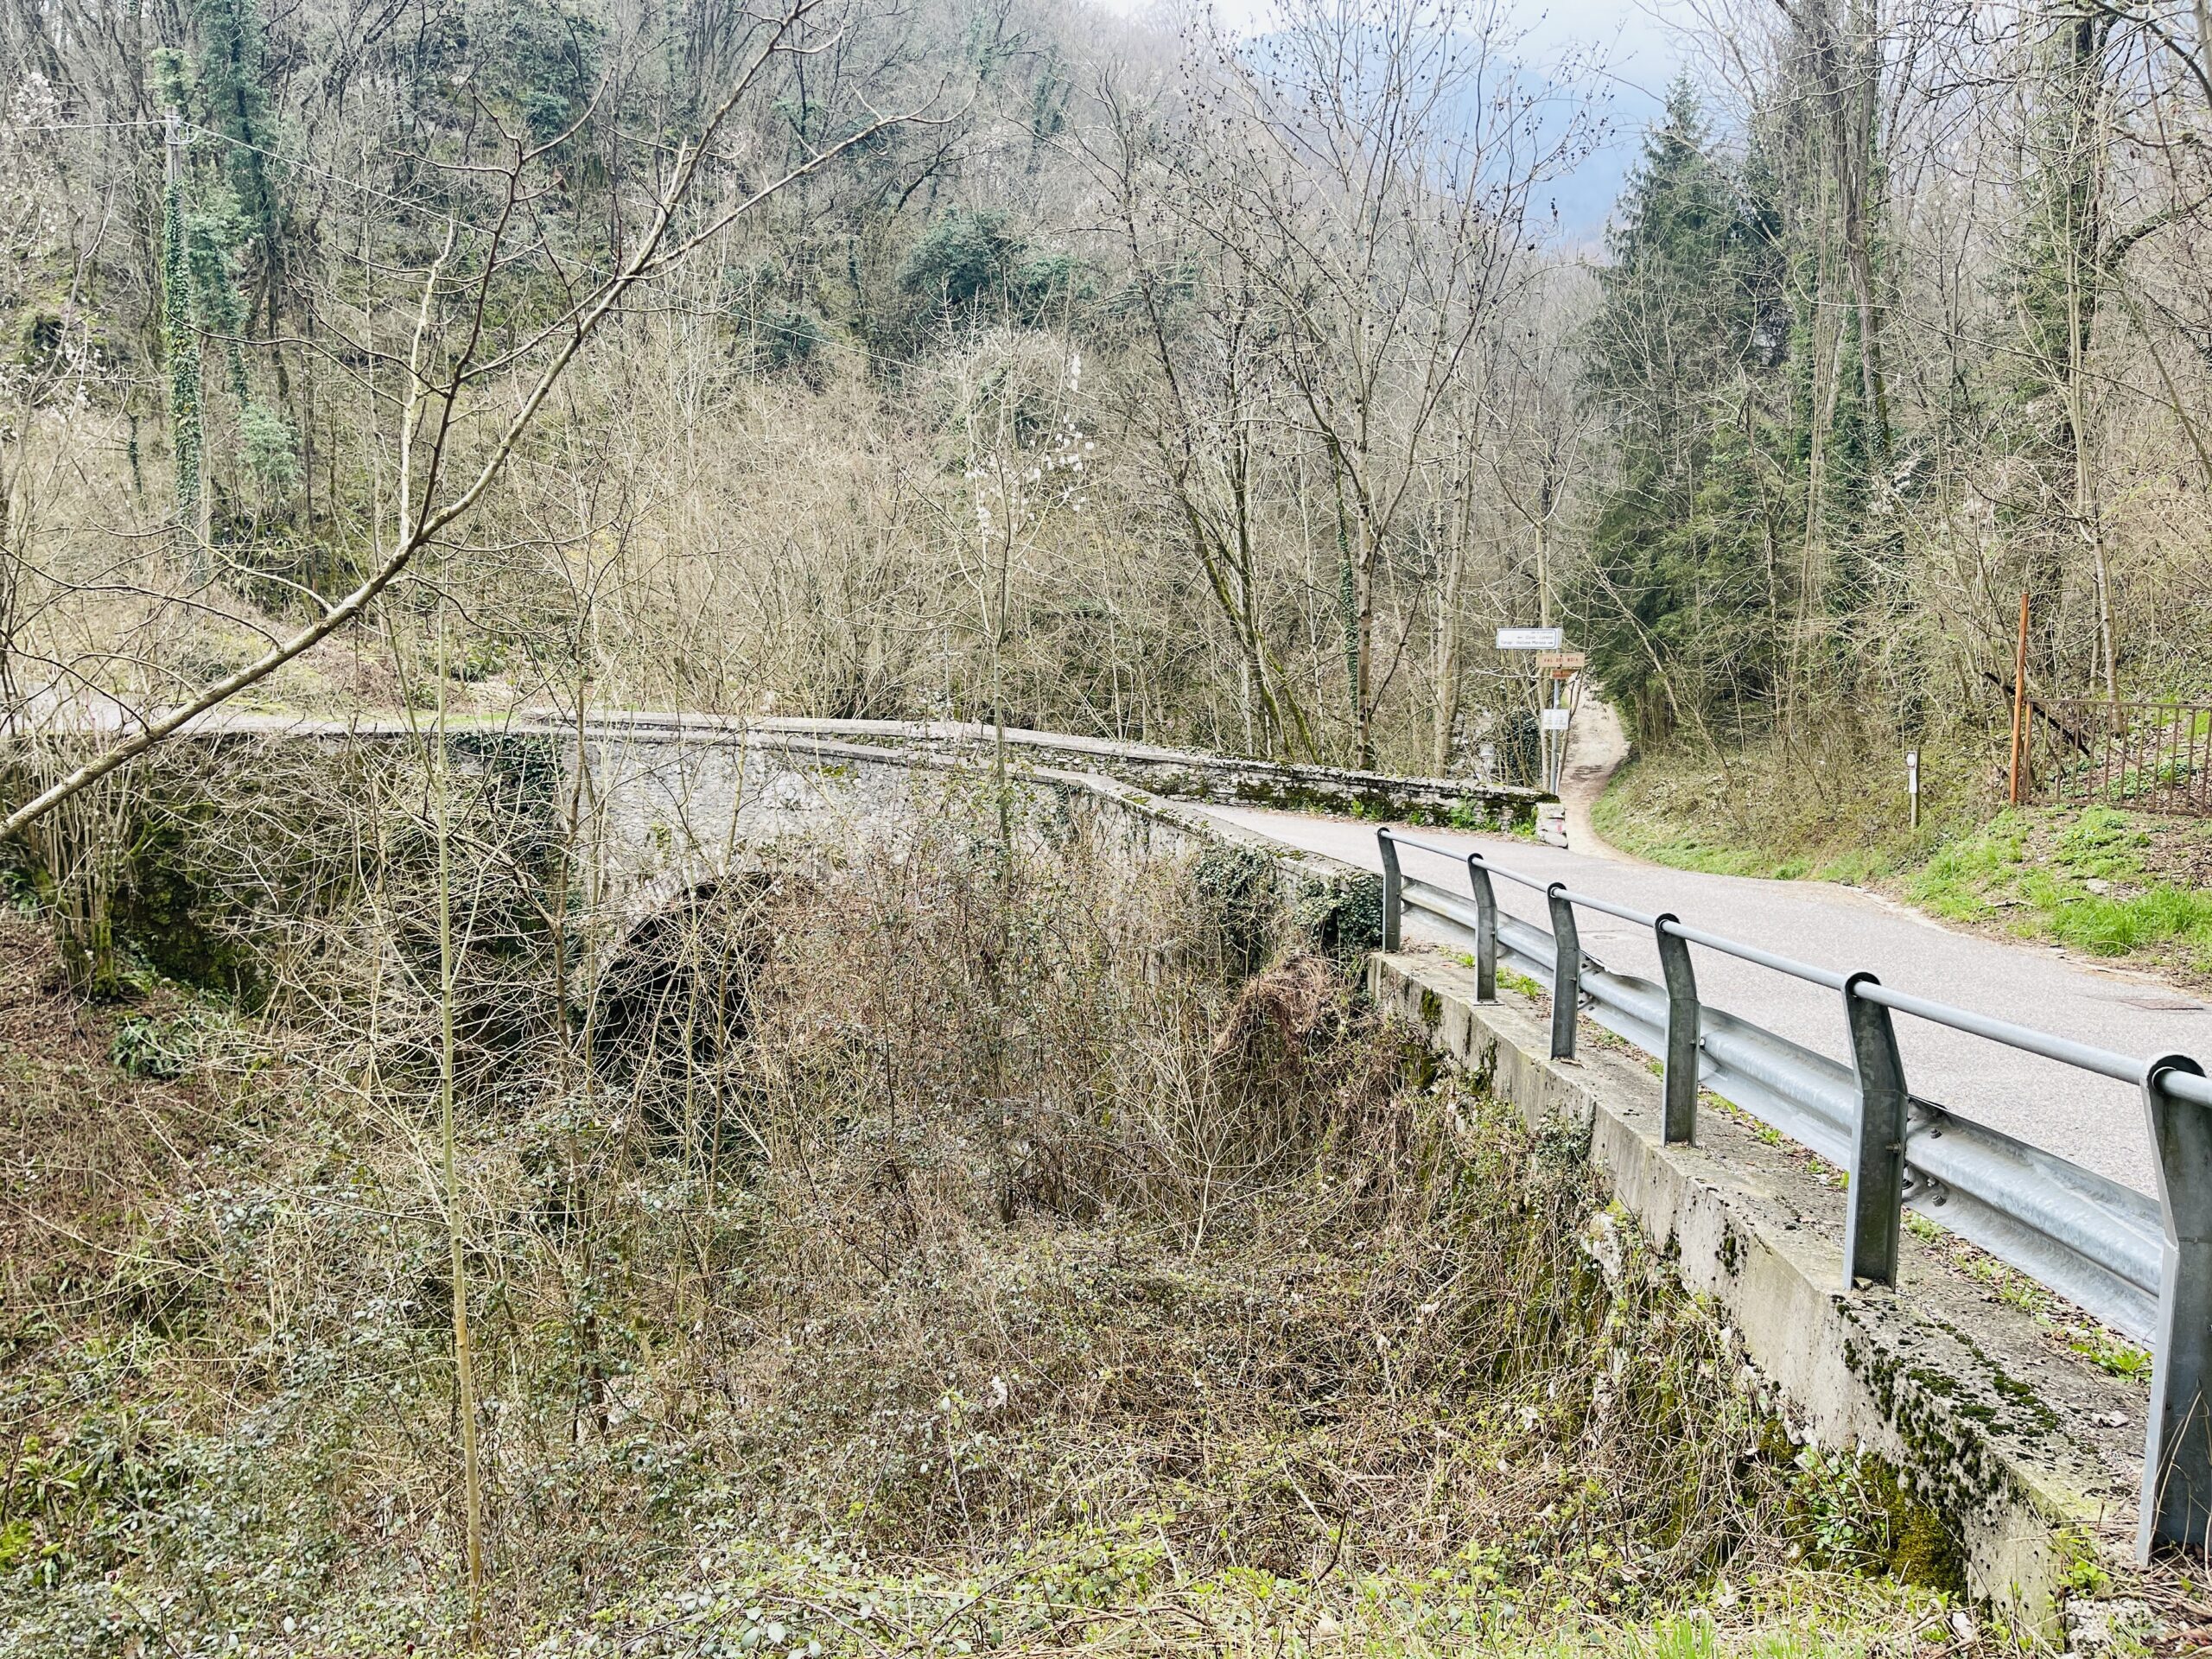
[588,871,782,1128]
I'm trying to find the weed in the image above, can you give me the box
[1789,1447,1889,1570]
[1501,966,1547,1000]
[108,1012,203,1079]
[1903,1198,2157,1383]
[2068,1327,2154,1382]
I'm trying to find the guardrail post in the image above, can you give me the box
[1840,971,1908,1290]
[2138,1053,2212,1562]
[1377,830,1402,952]
[1465,853,1497,1001]
[1546,882,1580,1061]
[1654,914,1699,1145]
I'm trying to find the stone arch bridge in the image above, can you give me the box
[160,711,1538,940]
[3,709,2188,1628]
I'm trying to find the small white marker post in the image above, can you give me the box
[1906,749,1920,830]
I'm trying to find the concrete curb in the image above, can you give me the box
[1369,950,2149,1641]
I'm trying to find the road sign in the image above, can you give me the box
[1540,708,1571,731]
[1535,651,1586,670]
[1497,626,1564,652]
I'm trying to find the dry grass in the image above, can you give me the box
[0,794,1946,1655]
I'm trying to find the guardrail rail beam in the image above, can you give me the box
[1370,818,2203,1541]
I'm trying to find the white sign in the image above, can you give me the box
[1540,708,1571,732]
[1497,626,1564,652]
[1906,750,1919,785]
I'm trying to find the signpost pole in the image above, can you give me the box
[1543,671,1556,792]
[2008,592,2031,807]
[1497,630,1566,792]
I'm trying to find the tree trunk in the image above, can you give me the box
[1432,476,1470,773]
[1789,0,1891,463]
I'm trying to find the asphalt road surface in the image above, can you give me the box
[149,704,2209,1196]
[1193,803,2212,1198]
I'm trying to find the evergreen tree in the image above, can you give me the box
[1577,80,1787,743]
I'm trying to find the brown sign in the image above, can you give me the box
[1535,651,1586,670]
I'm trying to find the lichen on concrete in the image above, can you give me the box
[1366,948,2157,1646]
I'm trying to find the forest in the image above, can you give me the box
[2,0,2208,804]
[3,0,2212,1652]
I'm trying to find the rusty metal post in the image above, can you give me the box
[2008,590,2031,807]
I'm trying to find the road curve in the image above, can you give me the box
[119,705,2202,1195]
[1192,804,2211,1198]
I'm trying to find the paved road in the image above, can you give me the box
[134,704,2207,1194]
[1194,803,2212,1197]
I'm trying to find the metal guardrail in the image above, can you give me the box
[1376,828,2212,1563]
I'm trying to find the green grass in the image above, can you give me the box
[1905,806,2212,972]
[1596,741,2212,981]
[2069,1326,2155,1382]
[1589,750,1949,887]
[547,1532,1943,1659]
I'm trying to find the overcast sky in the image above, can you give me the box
[1085,0,1694,236]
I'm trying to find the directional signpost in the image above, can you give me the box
[1497,627,1578,793]
[1497,626,1564,652]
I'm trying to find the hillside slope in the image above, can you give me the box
[0,828,1949,1656]
[1592,741,2212,992]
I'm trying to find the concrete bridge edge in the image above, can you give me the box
[1369,950,2149,1648]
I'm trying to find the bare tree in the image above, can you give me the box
[1167,0,1584,766]
[2,0,937,836]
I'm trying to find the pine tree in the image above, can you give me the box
[1577,79,1786,744]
